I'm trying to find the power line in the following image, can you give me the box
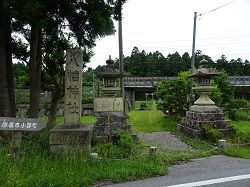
[95,35,250,45]
[199,0,238,17]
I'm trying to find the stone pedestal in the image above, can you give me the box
[50,125,92,154]
[93,112,131,142]
[177,105,229,137]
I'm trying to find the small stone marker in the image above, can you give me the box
[0,117,46,164]
[90,152,99,160]
[149,146,157,156]
[218,139,226,151]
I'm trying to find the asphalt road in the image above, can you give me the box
[103,155,250,187]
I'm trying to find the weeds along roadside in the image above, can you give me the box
[0,129,217,187]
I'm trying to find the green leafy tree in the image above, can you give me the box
[10,0,127,118]
[13,62,29,88]
[156,71,190,115]
[156,70,235,116]
[211,71,235,105]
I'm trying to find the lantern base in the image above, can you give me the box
[178,105,229,137]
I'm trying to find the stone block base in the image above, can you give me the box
[177,124,201,137]
[93,112,132,143]
[50,125,92,154]
[178,105,229,137]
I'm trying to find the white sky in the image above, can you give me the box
[88,0,250,69]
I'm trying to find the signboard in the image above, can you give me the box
[0,117,46,131]
[94,97,124,112]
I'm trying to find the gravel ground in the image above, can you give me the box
[136,132,193,151]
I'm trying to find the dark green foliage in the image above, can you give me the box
[82,96,94,104]
[235,109,250,121]
[201,125,224,143]
[224,125,250,158]
[15,89,29,104]
[228,109,237,121]
[156,72,189,115]
[226,125,250,144]
[114,131,138,158]
[227,99,248,121]
[211,71,235,105]
[228,99,248,109]
[139,103,148,110]
[226,125,239,139]
[123,47,191,77]
[93,131,140,159]
[116,48,250,79]
[0,140,167,187]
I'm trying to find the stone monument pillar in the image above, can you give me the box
[50,49,92,154]
[93,56,132,142]
[64,50,82,127]
[177,58,229,137]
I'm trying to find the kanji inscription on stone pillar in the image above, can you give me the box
[64,49,83,127]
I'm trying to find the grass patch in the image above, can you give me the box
[45,116,96,125]
[175,132,216,152]
[134,100,154,110]
[0,134,215,187]
[0,101,222,186]
[0,145,166,187]
[128,102,178,132]
[128,110,177,132]
[231,120,250,133]
[80,116,96,124]
[225,146,250,159]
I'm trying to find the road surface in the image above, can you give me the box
[103,155,250,187]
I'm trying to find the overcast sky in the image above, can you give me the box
[88,0,250,68]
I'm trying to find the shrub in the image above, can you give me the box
[92,131,140,159]
[114,131,138,158]
[226,125,250,144]
[226,125,238,138]
[235,109,250,121]
[228,109,237,121]
[228,99,248,109]
[139,103,147,110]
[201,125,224,143]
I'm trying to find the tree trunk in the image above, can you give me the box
[47,85,62,128]
[6,14,16,117]
[0,2,15,117]
[29,23,42,118]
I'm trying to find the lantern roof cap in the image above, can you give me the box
[106,55,114,65]
[97,56,122,78]
[189,58,218,78]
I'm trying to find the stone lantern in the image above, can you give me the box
[177,58,229,137]
[189,58,218,107]
[93,56,132,142]
[99,55,122,97]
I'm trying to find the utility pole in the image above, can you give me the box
[92,72,95,97]
[190,12,197,106]
[118,19,124,99]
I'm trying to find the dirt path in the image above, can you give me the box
[136,131,193,151]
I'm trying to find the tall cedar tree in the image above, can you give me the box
[10,0,126,118]
[0,0,16,117]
